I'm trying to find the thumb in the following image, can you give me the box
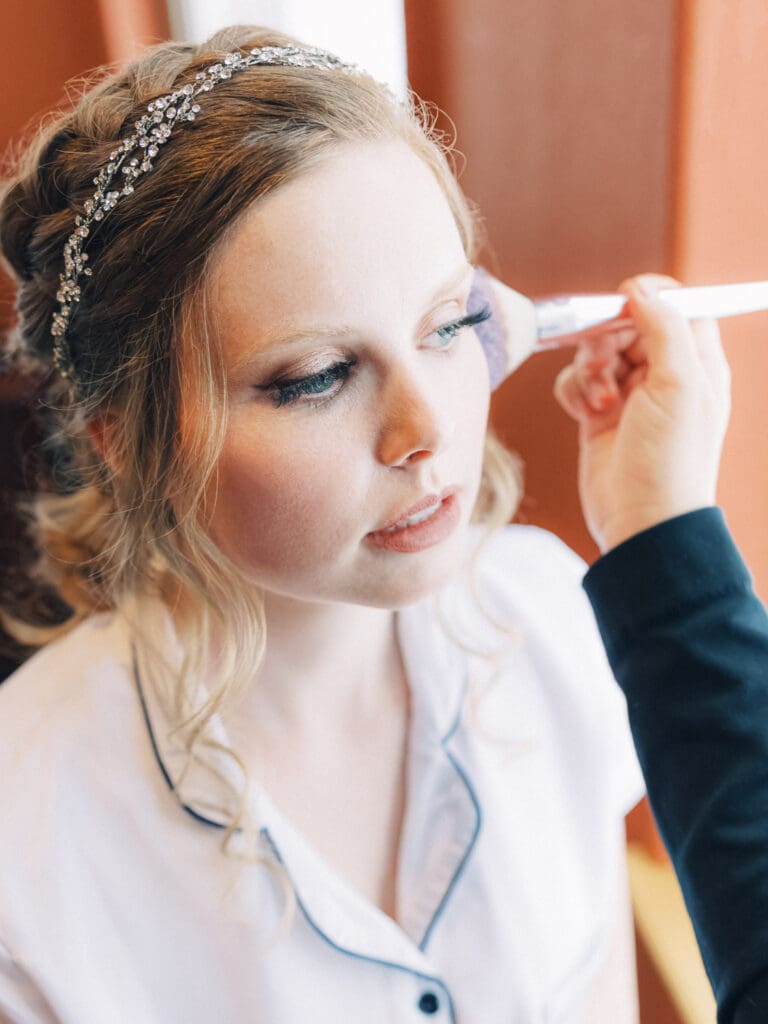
[621,275,698,380]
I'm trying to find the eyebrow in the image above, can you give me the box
[233,261,475,369]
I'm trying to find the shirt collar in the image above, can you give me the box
[129,565,484,968]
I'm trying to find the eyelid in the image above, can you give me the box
[257,351,348,390]
[251,300,490,392]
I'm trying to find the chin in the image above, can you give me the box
[357,535,469,610]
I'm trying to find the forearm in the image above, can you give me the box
[583,508,768,1022]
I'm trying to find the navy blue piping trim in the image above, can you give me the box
[261,829,457,1024]
[133,646,457,1020]
[132,643,229,831]
[133,643,478,1018]
[418,701,483,953]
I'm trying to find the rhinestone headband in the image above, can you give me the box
[50,45,361,381]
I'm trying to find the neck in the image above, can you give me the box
[234,592,406,731]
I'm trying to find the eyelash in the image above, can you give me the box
[266,304,492,408]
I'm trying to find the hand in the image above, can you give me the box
[554,273,731,552]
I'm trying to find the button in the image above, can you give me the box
[418,991,440,1015]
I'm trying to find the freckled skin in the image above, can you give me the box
[205,140,490,609]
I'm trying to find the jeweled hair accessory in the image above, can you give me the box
[51,45,361,381]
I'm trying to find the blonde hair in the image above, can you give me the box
[0,26,522,856]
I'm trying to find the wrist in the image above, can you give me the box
[598,500,714,553]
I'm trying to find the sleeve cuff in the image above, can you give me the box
[582,507,753,664]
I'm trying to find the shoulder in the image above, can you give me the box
[446,525,644,814]
[0,613,133,744]
[0,613,139,815]
[454,523,594,646]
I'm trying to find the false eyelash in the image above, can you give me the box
[435,304,492,342]
[270,359,356,407]
[264,303,493,408]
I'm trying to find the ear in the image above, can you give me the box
[87,414,120,471]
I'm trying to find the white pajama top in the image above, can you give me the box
[0,526,643,1023]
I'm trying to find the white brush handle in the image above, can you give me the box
[484,277,768,375]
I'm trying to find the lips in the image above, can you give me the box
[373,486,458,533]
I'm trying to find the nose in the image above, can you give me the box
[375,366,454,468]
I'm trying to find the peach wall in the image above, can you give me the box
[406,0,768,602]
[406,0,677,561]
[673,0,768,597]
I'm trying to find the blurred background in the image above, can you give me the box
[2,2,767,1020]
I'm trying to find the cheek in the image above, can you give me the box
[207,418,359,573]
[458,334,492,436]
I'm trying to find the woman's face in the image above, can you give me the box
[205,139,491,609]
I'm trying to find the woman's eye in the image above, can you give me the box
[266,359,356,408]
[257,305,492,407]
[432,304,492,347]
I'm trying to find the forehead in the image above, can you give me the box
[208,139,466,354]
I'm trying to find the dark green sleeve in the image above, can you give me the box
[582,507,768,1024]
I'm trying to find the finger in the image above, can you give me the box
[623,275,730,403]
[618,362,648,400]
[620,275,699,379]
[554,363,592,421]
[575,325,639,366]
[690,316,731,399]
[555,359,621,418]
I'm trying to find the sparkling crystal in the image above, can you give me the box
[51,45,362,354]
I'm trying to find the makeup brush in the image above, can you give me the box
[468,268,768,386]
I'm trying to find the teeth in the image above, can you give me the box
[384,500,442,532]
